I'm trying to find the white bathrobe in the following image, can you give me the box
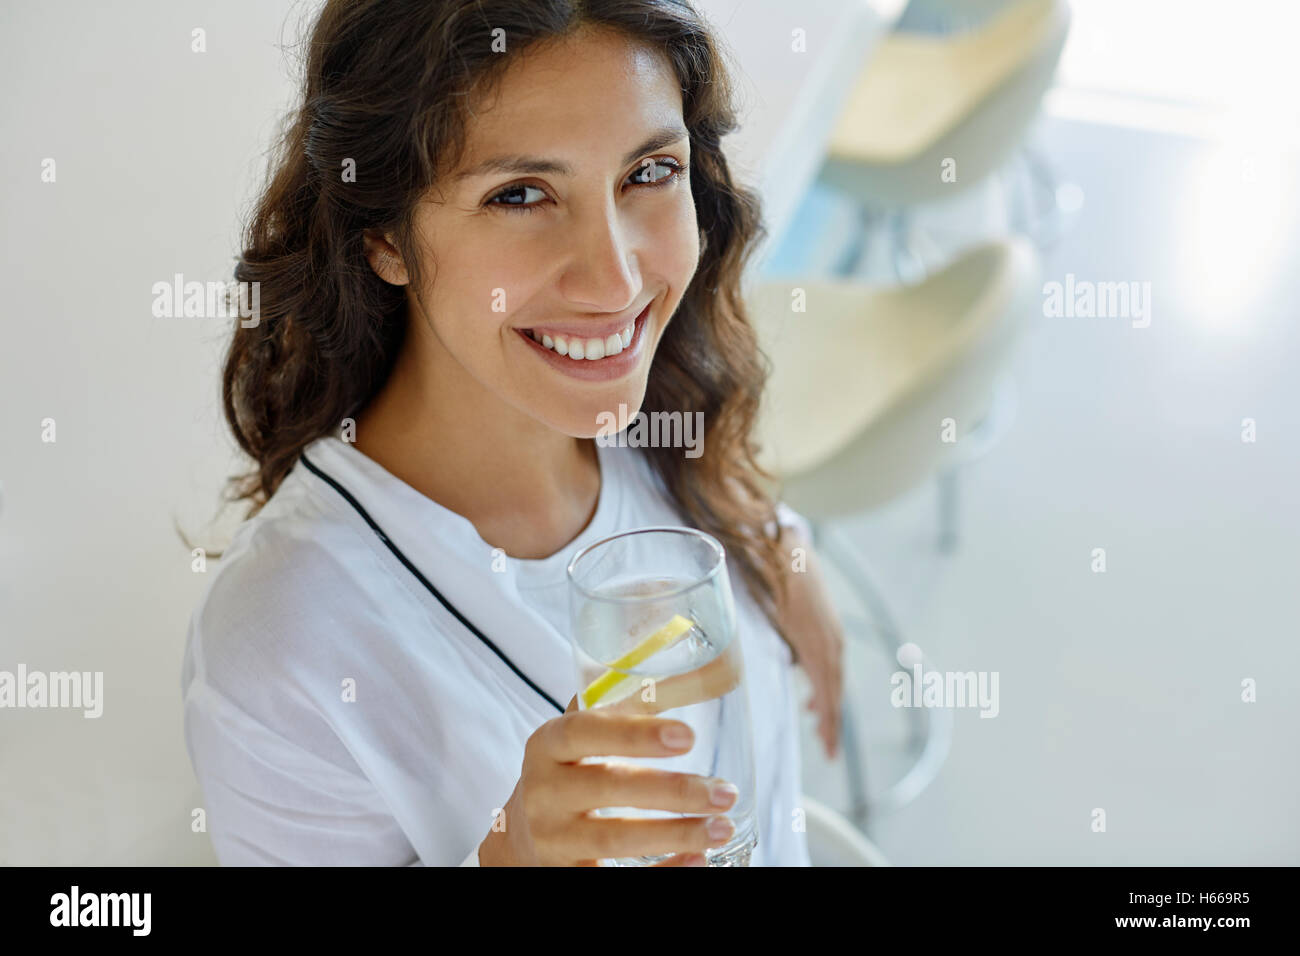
[181,434,813,866]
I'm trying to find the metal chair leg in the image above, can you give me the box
[891,209,928,284]
[1019,143,1078,249]
[937,467,960,553]
[814,520,954,823]
[839,693,870,827]
[834,202,878,277]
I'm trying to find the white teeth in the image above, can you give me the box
[527,320,637,360]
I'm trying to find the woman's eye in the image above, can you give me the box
[628,158,683,186]
[485,158,686,214]
[487,183,547,211]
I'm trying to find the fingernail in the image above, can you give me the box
[661,724,692,748]
[707,815,735,841]
[709,781,739,807]
[686,853,707,867]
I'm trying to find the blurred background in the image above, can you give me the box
[1,0,1297,865]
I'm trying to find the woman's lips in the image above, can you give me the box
[514,301,652,382]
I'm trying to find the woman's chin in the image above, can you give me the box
[537,393,647,441]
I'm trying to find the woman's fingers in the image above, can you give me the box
[806,679,840,759]
[540,710,695,764]
[805,640,843,759]
[825,680,842,757]
[831,669,843,757]
[575,852,707,867]
[817,668,838,758]
[831,645,845,756]
[600,651,742,716]
[562,812,736,861]
[552,761,738,814]
[823,713,838,759]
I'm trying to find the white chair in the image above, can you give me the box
[802,793,891,866]
[753,238,1039,517]
[750,237,1040,824]
[819,0,1072,276]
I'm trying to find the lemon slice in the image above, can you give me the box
[581,614,695,708]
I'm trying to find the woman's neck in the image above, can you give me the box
[352,326,601,560]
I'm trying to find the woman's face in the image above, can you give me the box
[383,26,700,439]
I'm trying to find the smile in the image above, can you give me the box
[517,301,649,360]
[524,322,633,359]
[514,300,653,382]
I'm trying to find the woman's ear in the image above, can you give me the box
[363,231,410,286]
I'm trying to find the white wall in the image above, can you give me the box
[0,0,311,864]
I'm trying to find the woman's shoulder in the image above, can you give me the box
[183,466,384,691]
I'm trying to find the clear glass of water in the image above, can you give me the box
[565,526,758,867]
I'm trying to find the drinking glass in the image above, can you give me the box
[566,526,758,867]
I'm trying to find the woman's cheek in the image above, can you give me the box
[652,198,701,293]
[438,238,542,340]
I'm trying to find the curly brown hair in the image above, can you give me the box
[220,0,790,632]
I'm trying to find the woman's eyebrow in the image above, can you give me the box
[453,125,688,181]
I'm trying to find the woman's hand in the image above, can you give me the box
[775,524,846,760]
[476,696,741,866]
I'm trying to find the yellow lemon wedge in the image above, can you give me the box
[580,614,695,708]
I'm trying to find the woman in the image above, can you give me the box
[182,0,846,867]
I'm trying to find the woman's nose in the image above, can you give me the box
[560,204,642,311]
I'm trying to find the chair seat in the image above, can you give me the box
[751,238,1039,517]
[828,0,1062,165]
[754,239,1032,475]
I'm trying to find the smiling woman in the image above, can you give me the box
[184,0,838,868]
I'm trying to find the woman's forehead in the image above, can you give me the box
[455,30,683,159]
